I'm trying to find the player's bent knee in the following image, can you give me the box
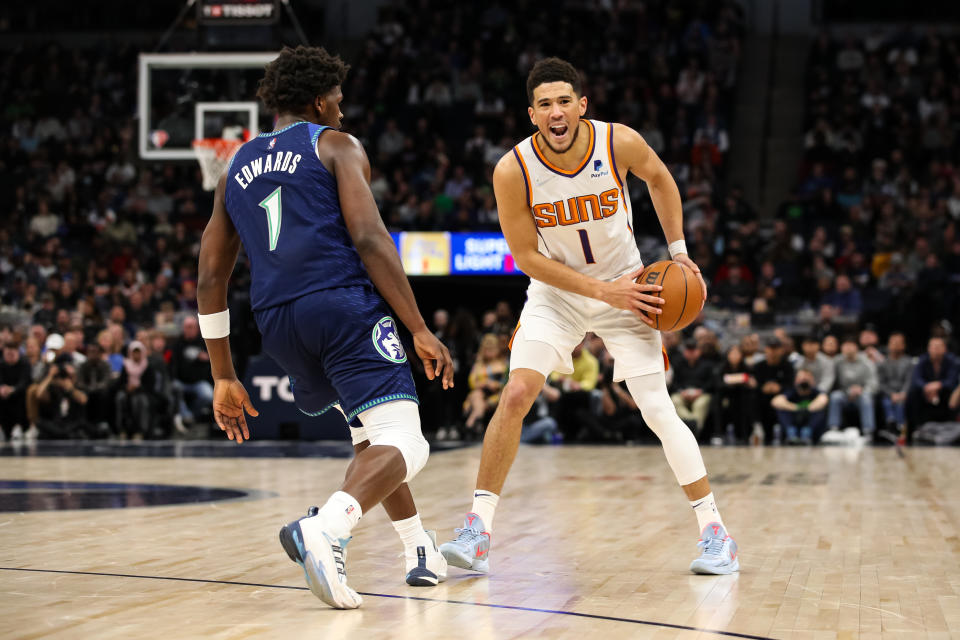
[499,375,541,415]
[640,402,677,435]
[356,400,429,483]
[627,373,686,438]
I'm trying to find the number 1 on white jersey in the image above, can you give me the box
[577,229,596,264]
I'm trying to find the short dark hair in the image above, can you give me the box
[526,57,582,105]
[256,46,350,114]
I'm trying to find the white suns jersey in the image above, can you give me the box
[513,119,642,285]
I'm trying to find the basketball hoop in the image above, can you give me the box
[192,138,245,191]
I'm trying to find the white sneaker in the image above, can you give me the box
[11,424,24,442]
[690,522,739,575]
[279,510,363,609]
[173,414,188,434]
[439,513,491,573]
[841,427,872,447]
[820,428,845,444]
[405,530,448,586]
[25,424,38,441]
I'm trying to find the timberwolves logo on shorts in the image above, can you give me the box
[372,316,406,363]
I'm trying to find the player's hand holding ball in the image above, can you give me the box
[635,256,707,332]
[602,269,664,328]
[671,253,708,310]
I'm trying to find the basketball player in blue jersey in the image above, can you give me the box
[440,58,739,575]
[197,46,454,608]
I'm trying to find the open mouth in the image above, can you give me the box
[548,122,569,141]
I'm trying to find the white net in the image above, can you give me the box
[193,138,245,191]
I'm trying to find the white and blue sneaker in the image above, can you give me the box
[690,522,739,575]
[439,513,490,573]
[279,507,363,609]
[405,530,448,586]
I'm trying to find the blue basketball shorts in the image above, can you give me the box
[254,286,418,425]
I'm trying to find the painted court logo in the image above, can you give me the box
[372,316,406,363]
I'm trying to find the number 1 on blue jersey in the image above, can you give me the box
[259,186,282,251]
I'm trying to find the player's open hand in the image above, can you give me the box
[672,254,707,310]
[212,378,259,443]
[413,330,455,389]
[602,269,664,327]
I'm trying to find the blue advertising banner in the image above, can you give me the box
[388,232,521,276]
[242,354,350,440]
[450,233,518,275]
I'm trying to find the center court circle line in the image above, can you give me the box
[0,566,773,640]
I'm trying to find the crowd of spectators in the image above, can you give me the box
[0,33,228,442]
[421,301,960,446]
[1,5,959,446]
[0,317,217,442]
[773,28,959,342]
[0,0,746,443]
[344,0,745,232]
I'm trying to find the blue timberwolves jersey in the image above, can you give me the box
[224,121,370,310]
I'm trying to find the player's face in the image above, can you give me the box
[528,82,588,154]
[317,86,344,129]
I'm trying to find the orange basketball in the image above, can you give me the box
[636,260,702,331]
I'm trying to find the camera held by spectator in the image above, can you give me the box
[35,355,89,439]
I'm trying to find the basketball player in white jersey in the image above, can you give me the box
[439,58,738,575]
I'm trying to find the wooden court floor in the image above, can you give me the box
[2,443,959,639]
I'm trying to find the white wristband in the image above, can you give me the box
[668,239,688,258]
[198,309,230,339]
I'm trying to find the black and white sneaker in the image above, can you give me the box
[404,530,448,587]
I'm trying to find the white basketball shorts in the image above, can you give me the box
[508,281,665,382]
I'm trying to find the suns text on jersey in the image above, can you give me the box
[531,188,620,227]
[233,151,302,189]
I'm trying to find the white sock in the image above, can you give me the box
[391,513,433,553]
[470,490,499,532]
[303,491,362,545]
[690,492,724,532]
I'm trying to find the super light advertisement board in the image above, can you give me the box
[389,232,522,276]
[450,233,518,275]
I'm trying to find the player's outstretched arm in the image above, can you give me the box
[320,131,454,388]
[493,153,663,326]
[197,173,259,442]
[614,124,707,308]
